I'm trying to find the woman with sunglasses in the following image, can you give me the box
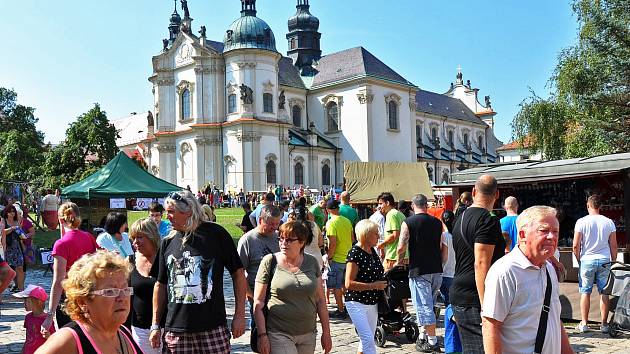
[36,250,143,354]
[253,221,332,354]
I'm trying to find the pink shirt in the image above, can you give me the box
[24,312,55,354]
[52,229,98,271]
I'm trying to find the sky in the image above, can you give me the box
[0,0,577,145]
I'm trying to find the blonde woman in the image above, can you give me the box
[150,190,247,353]
[36,250,143,353]
[128,217,161,354]
[41,202,98,332]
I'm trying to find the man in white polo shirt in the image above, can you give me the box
[482,206,573,354]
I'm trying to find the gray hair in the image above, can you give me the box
[411,194,428,208]
[516,206,557,233]
[259,205,281,223]
[355,219,379,245]
[165,190,205,244]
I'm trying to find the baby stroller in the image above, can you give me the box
[601,261,630,338]
[374,266,419,347]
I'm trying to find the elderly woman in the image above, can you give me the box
[42,202,98,331]
[128,217,162,353]
[2,204,25,291]
[96,212,133,258]
[254,221,332,354]
[150,190,247,353]
[35,250,143,353]
[345,219,387,354]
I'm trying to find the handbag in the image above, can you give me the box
[250,254,277,353]
[533,267,552,354]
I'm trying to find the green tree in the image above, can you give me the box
[44,103,119,187]
[0,88,46,181]
[512,0,630,158]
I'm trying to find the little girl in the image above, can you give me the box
[13,285,55,354]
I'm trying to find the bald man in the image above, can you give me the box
[339,191,358,226]
[501,196,519,251]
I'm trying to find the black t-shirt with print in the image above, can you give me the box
[345,245,385,305]
[156,222,243,332]
[450,207,505,307]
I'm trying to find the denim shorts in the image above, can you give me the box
[409,273,442,325]
[578,258,610,294]
[327,261,346,289]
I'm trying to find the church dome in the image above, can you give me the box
[288,3,319,32]
[223,12,277,53]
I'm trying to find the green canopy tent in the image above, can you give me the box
[62,151,181,199]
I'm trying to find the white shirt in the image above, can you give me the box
[482,246,562,354]
[41,194,59,212]
[442,231,455,278]
[575,214,616,261]
[96,232,134,258]
[368,210,386,242]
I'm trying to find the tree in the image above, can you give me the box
[512,0,630,158]
[0,88,46,181]
[44,104,119,187]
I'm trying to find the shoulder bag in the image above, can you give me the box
[533,267,552,354]
[251,254,277,353]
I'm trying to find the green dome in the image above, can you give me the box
[223,15,277,53]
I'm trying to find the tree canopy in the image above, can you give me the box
[512,0,630,159]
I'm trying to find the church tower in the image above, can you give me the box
[167,0,181,45]
[286,0,322,75]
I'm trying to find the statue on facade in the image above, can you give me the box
[181,0,190,19]
[162,39,169,51]
[485,95,492,108]
[147,111,154,127]
[466,79,471,88]
[278,90,286,110]
[240,84,254,104]
[199,25,206,37]
[456,71,462,81]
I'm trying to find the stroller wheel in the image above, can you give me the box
[609,323,620,338]
[375,326,387,347]
[405,322,419,342]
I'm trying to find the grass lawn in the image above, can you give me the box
[29,207,246,250]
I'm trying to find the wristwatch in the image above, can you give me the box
[150,324,160,332]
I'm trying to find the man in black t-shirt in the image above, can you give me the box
[397,194,447,353]
[151,191,247,353]
[237,202,255,233]
[450,175,505,354]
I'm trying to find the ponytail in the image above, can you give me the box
[58,202,82,229]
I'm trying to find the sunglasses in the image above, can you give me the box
[167,192,189,206]
[279,237,300,244]
[90,287,134,298]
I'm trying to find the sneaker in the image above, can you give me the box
[416,339,441,353]
[601,324,610,334]
[576,322,590,333]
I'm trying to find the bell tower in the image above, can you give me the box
[286,0,322,75]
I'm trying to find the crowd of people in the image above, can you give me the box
[0,173,621,354]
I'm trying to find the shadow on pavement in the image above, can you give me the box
[0,342,24,354]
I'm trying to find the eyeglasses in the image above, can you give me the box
[279,237,300,244]
[167,192,189,206]
[90,287,134,298]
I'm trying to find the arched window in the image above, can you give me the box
[431,127,438,141]
[321,164,330,186]
[263,93,273,113]
[181,89,191,120]
[478,136,484,150]
[266,160,276,185]
[228,94,237,113]
[416,124,422,147]
[448,130,454,146]
[388,100,398,130]
[292,105,302,127]
[441,170,449,185]
[427,166,434,183]
[326,102,338,131]
[463,133,469,148]
[294,162,304,185]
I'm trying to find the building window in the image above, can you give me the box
[294,162,304,185]
[448,130,454,146]
[431,127,438,141]
[327,102,339,131]
[263,93,273,113]
[290,38,297,49]
[228,94,237,113]
[322,164,330,186]
[463,133,469,148]
[292,105,302,127]
[441,170,449,185]
[416,124,423,148]
[387,101,398,130]
[427,166,434,183]
[478,136,484,150]
[181,89,191,120]
[266,160,276,185]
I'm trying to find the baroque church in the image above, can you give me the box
[114,0,503,192]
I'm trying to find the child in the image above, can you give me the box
[13,285,55,354]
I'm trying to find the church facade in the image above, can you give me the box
[114,0,503,192]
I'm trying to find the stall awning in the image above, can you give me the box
[344,161,433,204]
[450,152,630,186]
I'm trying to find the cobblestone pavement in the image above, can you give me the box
[1,267,629,353]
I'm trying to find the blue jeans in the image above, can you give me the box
[578,258,610,294]
[409,273,442,326]
[440,276,453,306]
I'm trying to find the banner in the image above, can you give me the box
[110,198,126,209]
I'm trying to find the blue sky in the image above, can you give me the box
[0,0,577,144]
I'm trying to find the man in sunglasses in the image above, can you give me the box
[151,191,247,354]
